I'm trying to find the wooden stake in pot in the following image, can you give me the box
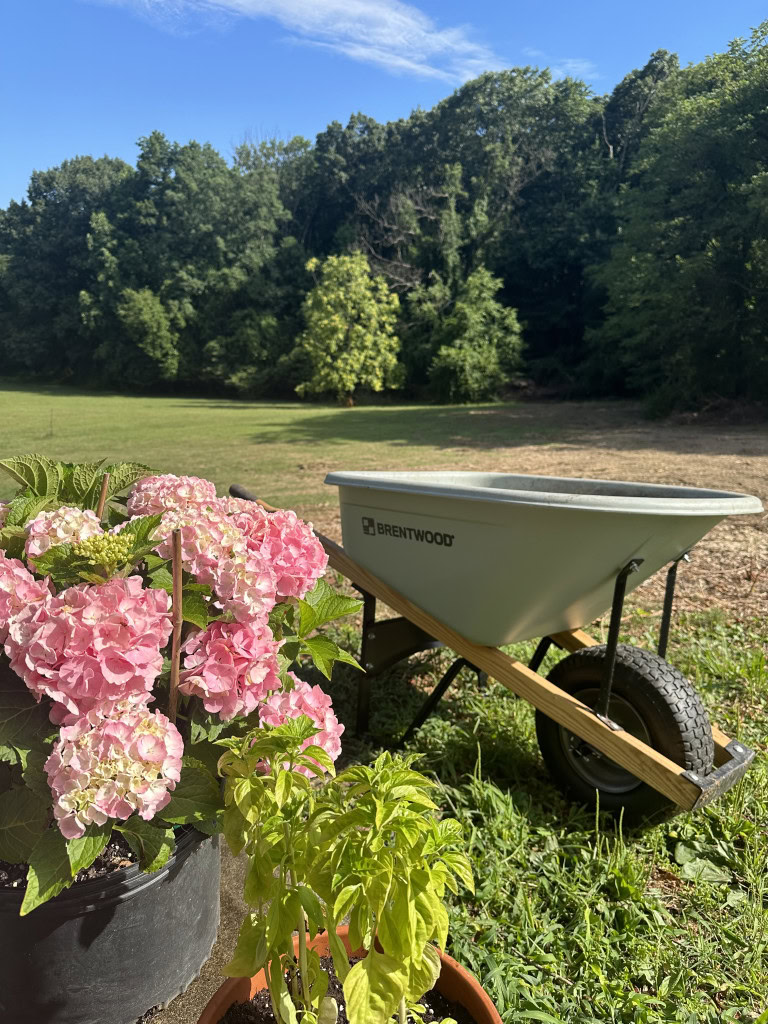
[96,472,111,521]
[168,529,183,724]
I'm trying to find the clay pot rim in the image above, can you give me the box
[197,924,501,1024]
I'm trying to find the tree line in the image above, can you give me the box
[1,23,765,409]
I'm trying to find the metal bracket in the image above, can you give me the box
[355,588,442,735]
[657,552,690,659]
[594,558,644,723]
[682,739,756,809]
[399,657,485,746]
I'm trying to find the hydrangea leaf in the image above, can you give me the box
[298,579,362,637]
[159,756,222,824]
[181,589,211,629]
[0,455,62,498]
[19,748,53,800]
[69,460,107,503]
[0,787,49,863]
[116,817,175,872]
[0,670,54,760]
[300,636,361,679]
[21,827,72,915]
[66,821,112,876]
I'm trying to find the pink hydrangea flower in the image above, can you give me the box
[5,575,172,722]
[0,552,51,642]
[45,704,184,839]
[154,505,278,623]
[126,474,218,516]
[259,673,344,775]
[25,506,103,565]
[179,620,282,720]
[230,507,328,600]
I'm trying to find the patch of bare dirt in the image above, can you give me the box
[298,405,768,620]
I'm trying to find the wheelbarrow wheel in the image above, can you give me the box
[535,644,714,821]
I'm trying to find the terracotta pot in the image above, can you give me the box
[198,924,501,1024]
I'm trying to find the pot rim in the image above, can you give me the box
[0,824,209,914]
[197,924,501,1024]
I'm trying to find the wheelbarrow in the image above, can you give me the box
[230,471,763,819]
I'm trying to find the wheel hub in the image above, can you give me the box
[558,688,652,794]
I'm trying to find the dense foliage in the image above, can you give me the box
[1,24,765,409]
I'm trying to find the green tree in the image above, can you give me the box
[295,253,401,402]
[589,23,768,410]
[428,267,522,402]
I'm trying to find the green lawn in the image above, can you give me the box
[0,381,562,508]
[1,383,766,1022]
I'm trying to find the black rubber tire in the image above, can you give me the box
[535,644,714,822]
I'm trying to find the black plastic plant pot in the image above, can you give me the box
[0,827,220,1024]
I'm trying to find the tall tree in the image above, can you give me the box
[295,253,400,402]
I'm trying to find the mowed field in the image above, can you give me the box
[2,383,768,1023]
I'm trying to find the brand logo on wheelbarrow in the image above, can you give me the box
[361,516,454,547]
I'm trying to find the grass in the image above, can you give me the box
[1,383,766,1022]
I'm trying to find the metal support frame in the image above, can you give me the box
[399,657,486,746]
[657,552,690,659]
[356,588,442,735]
[594,559,644,724]
[529,637,558,673]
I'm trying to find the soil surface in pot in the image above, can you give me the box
[0,832,137,889]
[218,956,475,1024]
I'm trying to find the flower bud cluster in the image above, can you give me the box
[73,532,133,573]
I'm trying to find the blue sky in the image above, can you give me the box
[2,0,765,207]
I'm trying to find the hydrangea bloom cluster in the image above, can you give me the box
[25,506,103,564]
[230,506,328,600]
[45,704,183,839]
[259,673,344,775]
[126,474,218,516]
[0,553,51,642]
[179,620,282,720]
[5,575,172,723]
[139,475,327,622]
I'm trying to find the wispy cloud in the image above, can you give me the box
[523,46,599,81]
[95,0,504,83]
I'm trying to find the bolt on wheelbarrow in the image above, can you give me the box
[230,471,763,821]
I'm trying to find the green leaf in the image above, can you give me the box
[117,513,163,549]
[21,827,72,915]
[67,821,113,875]
[224,915,269,978]
[0,455,62,498]
[116,817,175,872]
[0,526,27,558]
[300,636,361,680]
[159,756,222,824]
[0,670,54,760]
[147,565,174,592]
[5,494,53,528]
[274,770,292,808]
[297,885,325,931]
[679,858,731,883]
[441,852,474,894]
[189,709,228,746]
[18,749,52,799]
[82,462,152,509]
[0,787,49,862]
[343,949,408,1024]
[181,589,211,630]
[298,579,362,637]
[318,996,339,1024]
[70,460,107,502]
[406,943,442,1004]
[269,953,298,1024]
